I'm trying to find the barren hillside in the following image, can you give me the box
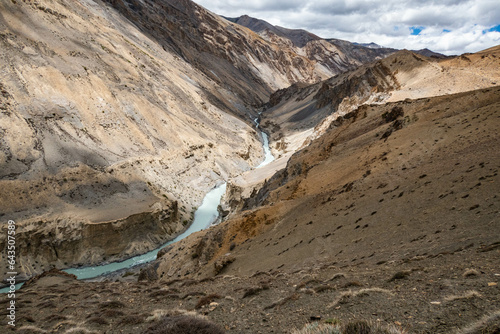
[261,47,500,159]
[0,0,400,277]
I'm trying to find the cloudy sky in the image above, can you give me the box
[194,0,500,55]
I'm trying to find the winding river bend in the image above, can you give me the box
[1,121,274,292]
[64,183,227,280]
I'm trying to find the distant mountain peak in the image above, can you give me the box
[353,42,385,49]
[223,14,319,48]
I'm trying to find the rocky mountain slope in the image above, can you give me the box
[145,85,499,333]
[0,0,264,277]
[0,0,403,282]
[103,0,364,99]
[226,14,396,76]
[4,85,498,334]
[1,0,499,333]
[260,47,500,158]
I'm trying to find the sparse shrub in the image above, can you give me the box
[87,316,108,325]
[118,314,145,326]
[242,285,268,298]
[36,300,56,309]
[149,290,179,299]
[44,314,67,322]
[343,281,363,288]
[99,300,126,309]
[463,269,480,278]
[314,285,337,293]
[143,315,225,334]
[181,291,206,299]
[195,294,222,309]
[343,321,372,334]
[389,271,410,282]
[101,309,125,317]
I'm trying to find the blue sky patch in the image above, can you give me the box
[410,26,425,35]
[442,29,451,33]
[483,24,500,33]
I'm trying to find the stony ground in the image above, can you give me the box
[0,246,498,333]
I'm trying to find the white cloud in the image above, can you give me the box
[194,0,500,55]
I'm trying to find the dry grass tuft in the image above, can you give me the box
[343,321,372,334]
[459,310,500,334]
[264,293,300,310]
[444,290,482,302]
[328,288,393,308]
[463,269,480,278]
[292,321,408,334]
[15,326,48,333]
[329,273,346,281]
[64,328,99,334]
[242,286,267,298]
[146,309,205,323]
[292,322,341,334]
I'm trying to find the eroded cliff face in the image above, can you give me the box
[0,199,180,280]
[102,0,383,95]
[0,0,267,277]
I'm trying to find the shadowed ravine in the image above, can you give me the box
[63,125,275,280]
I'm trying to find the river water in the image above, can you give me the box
[1,122,274,292]
[256,132,274,168]
[63,183,227,280]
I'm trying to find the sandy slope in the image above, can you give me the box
[144,86,500,333]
